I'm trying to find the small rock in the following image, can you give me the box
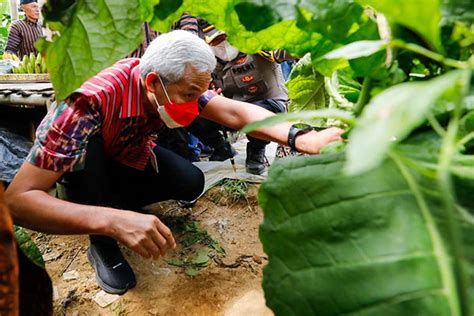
[252,255,263,264]
[151,268,171,277]
[63,270,80,281]
[92,290,120,308]
[52,286,60,301]
[43,250,62,262]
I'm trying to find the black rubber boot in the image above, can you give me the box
[87,236,136,295]
[209,142,237,161]
[245,143,267,175]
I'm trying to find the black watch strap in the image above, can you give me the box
[288,124,312,152]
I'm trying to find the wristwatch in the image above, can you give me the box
[288,124,313,152]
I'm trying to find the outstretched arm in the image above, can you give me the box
[200,95,343,154]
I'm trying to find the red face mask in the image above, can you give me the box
[152,75,200,128]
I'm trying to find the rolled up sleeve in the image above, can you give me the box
[26,96,101,172]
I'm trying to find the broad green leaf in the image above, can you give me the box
[355,0,443,52]
[185,266,199,277]
[241,109,355,133]
[167,258,184,267]
[153,0,183,20]
[234,0,364,42]
[319,140,346,154]
[259,149,473,315]
[346,70,469,175]
[150,0,323,57]
[14,226,45,268]
[286,54,328,112]
[41,0,143,100]
[295,0,363,42]
[41,0,78,31]
[233,0,290,32]
[191,248,210,266]
[343,19,390,79]
[324,40,388,60]
[139,0,160,21]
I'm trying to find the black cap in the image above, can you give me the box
[20,0,37,5]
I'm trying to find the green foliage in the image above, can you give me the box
[324,40,388,61]
[221,179,249,202]
[14,226,45,268]
[259,139,474,314]
[0,4,11,56]
[39,0,144,100]
[164,216,224,277]
[286,54,328,113]
[346,70,469,175]
[356,0,443,52]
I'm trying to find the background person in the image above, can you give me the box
[5,0,43,58]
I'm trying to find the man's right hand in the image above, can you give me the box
[108,210,176,259]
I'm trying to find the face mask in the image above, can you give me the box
[211,40,240,62]
[150,76,200,128]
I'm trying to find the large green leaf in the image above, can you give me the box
[259,147,473,315]
[355,0,443,52]
[286,54,328,112]
[346,69,469,175]
[150,0,323,57]
[324,40,387,60]
[39,0,144,100]
[234,0,363,42]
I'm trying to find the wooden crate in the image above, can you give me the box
[0,73,50,83]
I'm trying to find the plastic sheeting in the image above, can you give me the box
[0,128,32,183]
[194,138,277,193]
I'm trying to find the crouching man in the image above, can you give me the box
[5,31,343,294]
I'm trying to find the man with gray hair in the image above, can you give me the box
[5,0,44,58]
[5,30,343,294]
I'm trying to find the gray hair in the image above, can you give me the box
[140,30,216,83]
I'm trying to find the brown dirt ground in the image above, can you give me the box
[31,183,274,316]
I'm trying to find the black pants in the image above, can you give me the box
[189,98,286,151]
[61,135,204,214]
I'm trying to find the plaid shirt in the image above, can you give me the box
[27,58,217,172]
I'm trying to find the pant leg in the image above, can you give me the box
[247,98,286,149]
[59,135,124,244]
[109,145,205,209]
[60,134,122,208]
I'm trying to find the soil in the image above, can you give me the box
[31,183,273,316]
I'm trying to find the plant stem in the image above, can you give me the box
[437,77,471,315]
[390,151,460,316]
[457,131,474,148]
[392,40,469,69]
[427,113,446,137]
[354,77,372,116]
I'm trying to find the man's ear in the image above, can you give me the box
[145,72,159,92]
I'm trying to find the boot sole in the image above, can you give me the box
[87,248,131,295]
